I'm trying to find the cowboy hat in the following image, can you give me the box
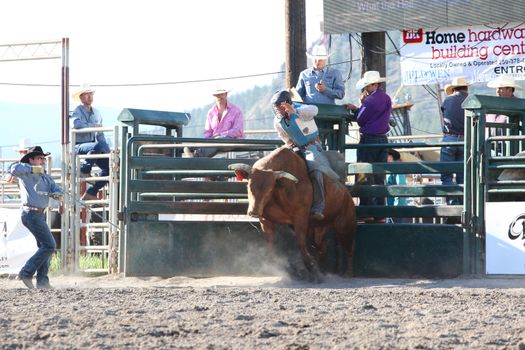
[444,76,470,96]
[487,75,522,90]
[306,45,331,60]
[356,71,387,90]
[13,137,32,152]
[20,146,50,164]
[212,88,230,96]
[72,83,95,101]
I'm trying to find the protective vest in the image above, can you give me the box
[279,105,319,147]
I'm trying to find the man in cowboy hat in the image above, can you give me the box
[345,71,392,218]
[184,88,244,158]
[71,83,110,200]
[486,75,522,150]
[7,146,63,289]
[440,76,470,206]
[295,44,345,146]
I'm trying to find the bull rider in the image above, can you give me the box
[271,89,337,221]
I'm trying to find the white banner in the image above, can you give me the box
[486,202,525,274]
[400,22,525,85]
[0,208,37,275]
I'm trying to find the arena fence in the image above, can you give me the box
[116,105,470,278]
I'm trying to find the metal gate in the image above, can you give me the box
[463,94,525,274]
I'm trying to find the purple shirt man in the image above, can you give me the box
[345,71,392,211]
[355,88,392,135]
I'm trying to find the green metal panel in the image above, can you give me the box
[463,94,525,275]
[350,184,463,197]
[128,201,248,215]
[356,205,462,218]
[130,157,255,170]
[118,108,191,128]
[347,161,463,174]
[354,224,464,277]
[124,220,463,278]
[314,103,353,120]
[128,179,247,193]
[124,221,266,276]
[462,95,525,116]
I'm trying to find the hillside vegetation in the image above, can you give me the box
[185,32,500,139]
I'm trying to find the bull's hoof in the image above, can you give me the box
[308,271,323,284]
[305,261,323,283]
[285,263,310,281]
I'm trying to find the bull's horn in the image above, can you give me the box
[228,163,252,173]
[274,171,298,183]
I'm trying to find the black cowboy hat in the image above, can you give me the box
[20,146,50,164]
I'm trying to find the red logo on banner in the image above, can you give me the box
[403,29,423,43]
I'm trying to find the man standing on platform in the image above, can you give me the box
[345,71,392,217]
[439,76,470,206]
[295,45,345,148]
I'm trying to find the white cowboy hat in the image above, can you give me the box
[212,88,230,96]
[13,137,32,152]
[306,45,331,60]
[444,76,470,96]
[72,83,96,101]
[487,75,522,90]
[356,71,387,90]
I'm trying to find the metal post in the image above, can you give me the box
[60,38,72,273]
[119,126,128,274]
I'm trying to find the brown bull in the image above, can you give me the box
[230,146,357,280]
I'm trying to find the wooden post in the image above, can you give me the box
[360,32,386,83]
[285,0,306,89]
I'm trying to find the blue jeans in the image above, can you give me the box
[303,143,325,214]
[19,210,56,287]
[440,135,464,205]
[76,139,110,196]
[357,134,388,206]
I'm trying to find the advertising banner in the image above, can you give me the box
[486,202,525,274]
[0,208,37,275]
[400,22,525,85]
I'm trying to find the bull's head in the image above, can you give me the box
[229,163,298,218]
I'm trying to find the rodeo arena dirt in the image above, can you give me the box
[1,274,525,349]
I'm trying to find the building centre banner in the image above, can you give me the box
[0,208,37,275]
[400,22,525,85]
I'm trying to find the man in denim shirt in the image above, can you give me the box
[8,146,63,289]
[440,76,470,205]
[295,45,345,146]
[71,84,110,201]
